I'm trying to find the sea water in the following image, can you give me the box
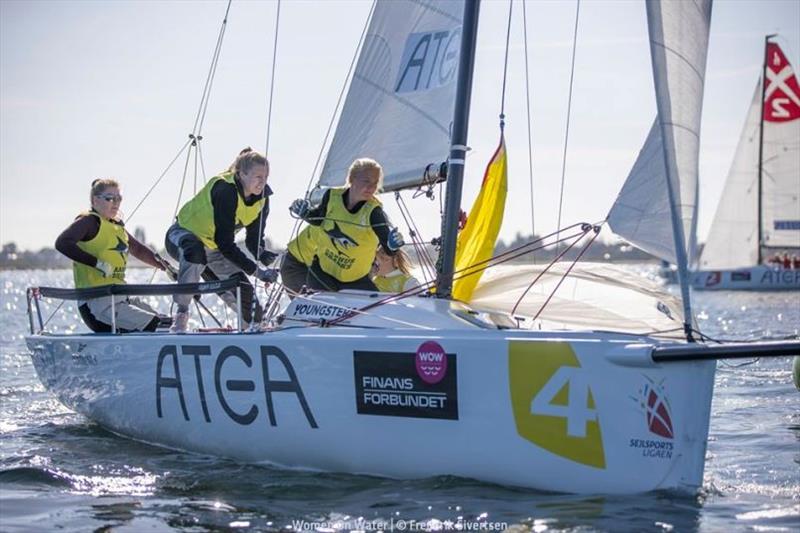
[1,268,798,532]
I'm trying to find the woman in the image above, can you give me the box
[288,158,404,292]
[55,178,167,333]
[372,246,420,293]
[165,148,278,332]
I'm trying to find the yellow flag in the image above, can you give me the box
[452,136,508,301]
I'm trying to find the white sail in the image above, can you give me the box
[608,0,712,267]
[700,41,800,269]
[317,0,464,192]
[699,84,761,269]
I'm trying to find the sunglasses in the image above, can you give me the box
[96,194,123,203]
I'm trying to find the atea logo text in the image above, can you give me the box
[395,28,461,93]
[509,341,605,469]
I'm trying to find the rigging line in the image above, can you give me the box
[41,300,65,331]
[302,0,376,198]
[555,0,581,247]
[193,0,232,135]
[456,227,587,284]
[511,225,589,315]
[193,141,200,195]
[327,227,589,328]
[264,0,281,155]
[197,140,208,184]
[251,0,283,324]
[532,226,599,320]
[126,138,193,223]
[521,0,535,248]
[395,192,436,275]
[499,0,514,121]
[171,146,196,223]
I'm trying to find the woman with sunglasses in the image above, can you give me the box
[55,178,167,333]
[165,147,279,332]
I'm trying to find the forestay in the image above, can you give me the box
[701,42,800,269]
[608,0,713,267]
[317,0,464,192]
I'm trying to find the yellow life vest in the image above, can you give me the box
[313,188,380,282]
[73,211,128,288]
[176,171,265,249]
[287,225,319,267]
[374,271,413,293]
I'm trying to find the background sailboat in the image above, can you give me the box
[694,37,800,290]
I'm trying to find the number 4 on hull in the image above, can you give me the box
[509,341,606,469]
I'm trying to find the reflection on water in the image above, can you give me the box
[1,268,798,532]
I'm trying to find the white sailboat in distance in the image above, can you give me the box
[694,37,800,290]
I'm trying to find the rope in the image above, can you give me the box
[127,0,232,224]
[498,0,514,126]
[395,192,437,283]
[521,0,536,249]
[531,225,599,320]
[125,138,192,222]
[325,223,594,327]
[192,0,232,136]
[252,0,283,327]
[555,0,581,246]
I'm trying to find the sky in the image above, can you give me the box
[1,0,799,252]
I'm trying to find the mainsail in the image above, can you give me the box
[700,41,800,269]
[608,0,713,269]
[317,0,464,192]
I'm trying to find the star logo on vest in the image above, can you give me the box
[325,222,359,255]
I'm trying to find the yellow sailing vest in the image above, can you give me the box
[313,188,380,282]
[176,171,265,249]
[287,225,319,267]
[73,211,129,288]
[374,271,413,292]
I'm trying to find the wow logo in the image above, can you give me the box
[509,341,605,469]
[637,378,674,439]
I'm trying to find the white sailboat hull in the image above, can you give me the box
[692,265,800,291]
[26,318,716,494]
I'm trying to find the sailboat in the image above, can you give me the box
[693,37,800,291]
[23,0,800,495]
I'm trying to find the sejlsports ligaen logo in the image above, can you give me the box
[628,376,674,460]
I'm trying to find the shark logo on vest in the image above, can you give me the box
[325,222,359,255]
[110,236,128,258]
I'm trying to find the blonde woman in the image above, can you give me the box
[372,246,420,292]
[55,179,166,332]
[288,158,404,292]
[165,148,279,331]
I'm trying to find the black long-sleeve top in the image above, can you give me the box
[210,179,273,274]
[55,211,161,269]
[305,188,396,255]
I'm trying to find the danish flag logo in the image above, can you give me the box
[764,42,800,122]
[634,379,674,440]
[644,383,674,439]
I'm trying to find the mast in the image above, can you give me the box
[436,0,481,298]
[756,34,776,266]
